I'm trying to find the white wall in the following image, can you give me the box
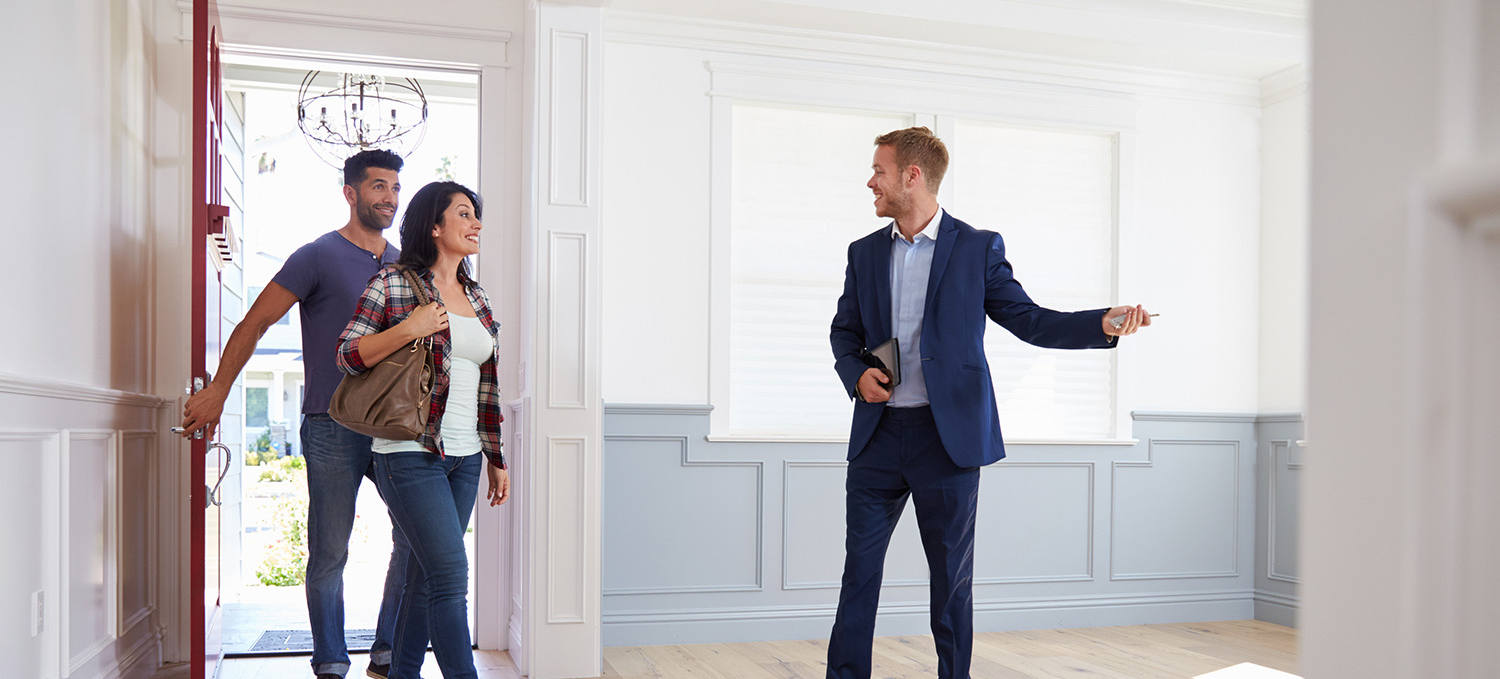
[1,0,155,391]
[0,1,168,678]
[600,20,1273,418]
[1258,69,1309,414]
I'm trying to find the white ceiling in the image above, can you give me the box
[607,0,1308,80]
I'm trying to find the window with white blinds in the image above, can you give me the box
[951,121,1116,439]
[726,103,1116,439]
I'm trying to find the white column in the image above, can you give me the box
[269,369,285,425]
[519,2,605,677]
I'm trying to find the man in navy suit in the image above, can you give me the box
[827,127,1150,679]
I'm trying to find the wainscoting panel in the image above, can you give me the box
[1111,440,1241,580]
[603,435,762,594]
[0,430,60,679]
[1255,415,1304,627]
[602,407,1281,646]
[975,462,1093,584]
[63,430,118,674]
[0,375,167,679]
[782,461,927,590]
[119,432,156,636]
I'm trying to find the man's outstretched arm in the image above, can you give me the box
[178,282,299,440]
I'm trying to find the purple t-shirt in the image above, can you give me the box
[272,231,400,414]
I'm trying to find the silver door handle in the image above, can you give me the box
[206,442,232,508]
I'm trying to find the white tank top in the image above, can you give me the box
[373,313,494,456]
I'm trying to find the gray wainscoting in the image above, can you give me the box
[602,406,1302,646]
[1254,414,1305,627]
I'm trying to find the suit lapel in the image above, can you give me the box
[873,224,893,340]
[924,211,957,314]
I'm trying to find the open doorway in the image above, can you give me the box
[216,54,482,658]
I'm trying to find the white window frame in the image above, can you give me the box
[706,59,1140,443]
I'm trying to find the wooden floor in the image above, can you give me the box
[602,621,1296,679]
[198,620,1295,679]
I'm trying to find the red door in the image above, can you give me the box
[192,1,228,677]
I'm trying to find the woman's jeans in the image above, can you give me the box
[372,451,482,679]
[301,414,408,676]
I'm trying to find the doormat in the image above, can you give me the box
[247,628,376,653]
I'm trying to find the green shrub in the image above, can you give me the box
[244,432,276,466]
[258,454,307,482]
[255,494,309,586]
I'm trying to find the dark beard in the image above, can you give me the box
[356,198,395,231]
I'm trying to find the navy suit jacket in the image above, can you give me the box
[830,212,1116,468]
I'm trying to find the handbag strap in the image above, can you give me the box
[391,264,436,350]
[392,263,433,308]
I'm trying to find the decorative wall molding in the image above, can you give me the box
[547,233,589,409]
[605,11,1268,107]
[61,429,120,676]
[976,462,1096,586]
[0,373,167,409]
[603,588,1256,626]
[1253,587,1300,610]
[604,403,716,417]
[1266,439,1301,584]
[1259,63,1306,106]
[546,437,588,624]
[1111,439,1241,580]
[188,1,513,45]
[602,435,763,595]
[1255,412,1305,423]
[706,59,1141,132]
[549,30,591,207]
[119,431,158,640]
[1131,411,1258,423]
[781,460,849,590]
[604,408,1272,645]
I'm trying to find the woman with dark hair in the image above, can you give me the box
[336,181,509,679]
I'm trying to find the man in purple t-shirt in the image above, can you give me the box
[180,150,408,679]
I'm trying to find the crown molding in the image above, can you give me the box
[605,11,1267,107]
[201,2,513,44]
[1259,64,1307,106]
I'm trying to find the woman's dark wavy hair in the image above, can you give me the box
[397,181,483,283]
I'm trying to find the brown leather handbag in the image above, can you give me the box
[328,266,436,440]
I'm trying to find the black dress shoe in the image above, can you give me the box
[365,661,390,679]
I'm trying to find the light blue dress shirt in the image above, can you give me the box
[887,207,943,408]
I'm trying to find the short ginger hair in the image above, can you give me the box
[875,127,949,194]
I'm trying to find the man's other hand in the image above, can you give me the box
[857,367,893,403]
[1103,304,1153,337]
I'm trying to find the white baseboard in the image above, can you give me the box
[604,590,1258,646]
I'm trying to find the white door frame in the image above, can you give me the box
[159,0,523,659]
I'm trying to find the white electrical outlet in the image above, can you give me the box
[31,590,43,636]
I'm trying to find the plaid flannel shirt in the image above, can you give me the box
[337,264,506,470]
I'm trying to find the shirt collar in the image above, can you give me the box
[890,206,944,243]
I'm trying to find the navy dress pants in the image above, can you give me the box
[826,405,981,679]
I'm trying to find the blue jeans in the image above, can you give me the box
[301,414,410,677]
[372,451,482,679]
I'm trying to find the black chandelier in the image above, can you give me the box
[296,71,428,169]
